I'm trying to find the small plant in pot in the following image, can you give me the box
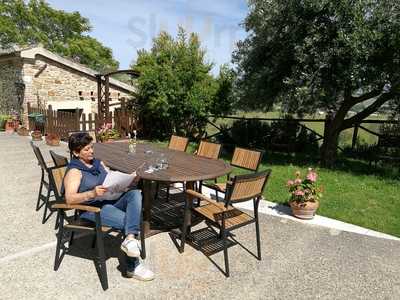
[31,130,42,141]
[287,168,323,219]
[97,123,121,142]
[45,133,61,146]
[17,126,29,136]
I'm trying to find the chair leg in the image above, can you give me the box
[54,211,65,271]
[69,232,75,247]
[222,228,230,277]
[54,211,60,230]
[95,213,108,291]
[42,188,52,224]
[255,217,261,260]
[91,235,97,249]
[36,171,45,211]
[254,198,262,260]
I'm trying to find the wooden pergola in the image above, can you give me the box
[96,69,140,124]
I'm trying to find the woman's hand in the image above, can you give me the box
[93,185,108,198]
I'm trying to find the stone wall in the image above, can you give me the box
[22,56,132,113]
[0,59,23,114]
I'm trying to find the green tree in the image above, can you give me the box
[133,27,232,139]
[0,0,118,72]
[233,0,400,167]
[212,64,236,115]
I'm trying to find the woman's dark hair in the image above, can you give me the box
[68,132,93,154]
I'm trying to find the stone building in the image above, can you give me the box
[0,46,135,126]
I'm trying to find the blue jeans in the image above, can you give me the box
[80,189,142,271]
[81,189,142,235]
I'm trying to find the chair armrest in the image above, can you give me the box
[52,203,101,213]
[186,189,228,212]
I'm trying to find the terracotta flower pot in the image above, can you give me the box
[5,120,15,133]
[17,127,29,136]
[45,133,61,146]
[289,200,319,220]
[102,138,115,143]
[31,130,42,141]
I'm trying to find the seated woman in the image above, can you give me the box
[63,132,154,281]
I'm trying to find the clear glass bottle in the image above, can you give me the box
[128,133,136,154]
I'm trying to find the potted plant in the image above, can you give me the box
[287,168,323,219]
[45,133,61,146]
[0,114,10,130]
[17,126,30,136]
[97,123,121,142]
[4,117,15,133]
[31,130,42,141]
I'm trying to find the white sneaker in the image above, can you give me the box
[121,238,141,257]
[127,263,155,281]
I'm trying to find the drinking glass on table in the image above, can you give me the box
[159,153,168,169]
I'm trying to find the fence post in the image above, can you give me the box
[75,108,80,131]
[82,113,87,131]
[352,124,359,150]
[47,105,54,134]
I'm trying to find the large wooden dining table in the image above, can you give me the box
[93,142,232,240]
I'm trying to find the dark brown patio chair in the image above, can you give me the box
[204,147,264,200]
[30,141,57,224]
[49,150,69,167]
[50,165,146,290]
[181,169,271,277]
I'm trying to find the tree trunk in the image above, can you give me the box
[320,114,341,168]
[320,130,340,168]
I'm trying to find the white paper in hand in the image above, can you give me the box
[95,171,136,201]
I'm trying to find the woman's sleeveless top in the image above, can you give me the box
[66,158,108,193]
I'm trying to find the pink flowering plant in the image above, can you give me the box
[97,123,120,142]
[287,168,323,203]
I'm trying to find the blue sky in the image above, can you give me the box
[46,0,248,74]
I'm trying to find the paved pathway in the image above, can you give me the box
[0,132,399,299]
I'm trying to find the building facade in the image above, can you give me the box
[0,46,135,127]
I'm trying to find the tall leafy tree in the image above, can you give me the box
[133,27,232,139]
[0,0,118,72]
[233,0,400,166]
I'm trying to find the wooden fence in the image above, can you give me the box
[206,115,399,151]
[27,103,135,140]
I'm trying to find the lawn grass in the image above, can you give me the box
[228,152,400,237]
[153,140,400,237]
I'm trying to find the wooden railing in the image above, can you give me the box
[27,103,135,140]
[206,115,399,152]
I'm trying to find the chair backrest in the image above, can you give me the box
[196,140,221,159]
[30,141,49,171]
[168,135,189,152]
[225,169,271,204]
[230,147,263,171]
[48,166,67,201]
[50,150,69,167]
[68,130,97,143]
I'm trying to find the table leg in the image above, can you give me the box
[142,179,153,236]
[179,181,195,253]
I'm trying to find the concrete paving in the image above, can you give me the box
[0,132,399,299]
